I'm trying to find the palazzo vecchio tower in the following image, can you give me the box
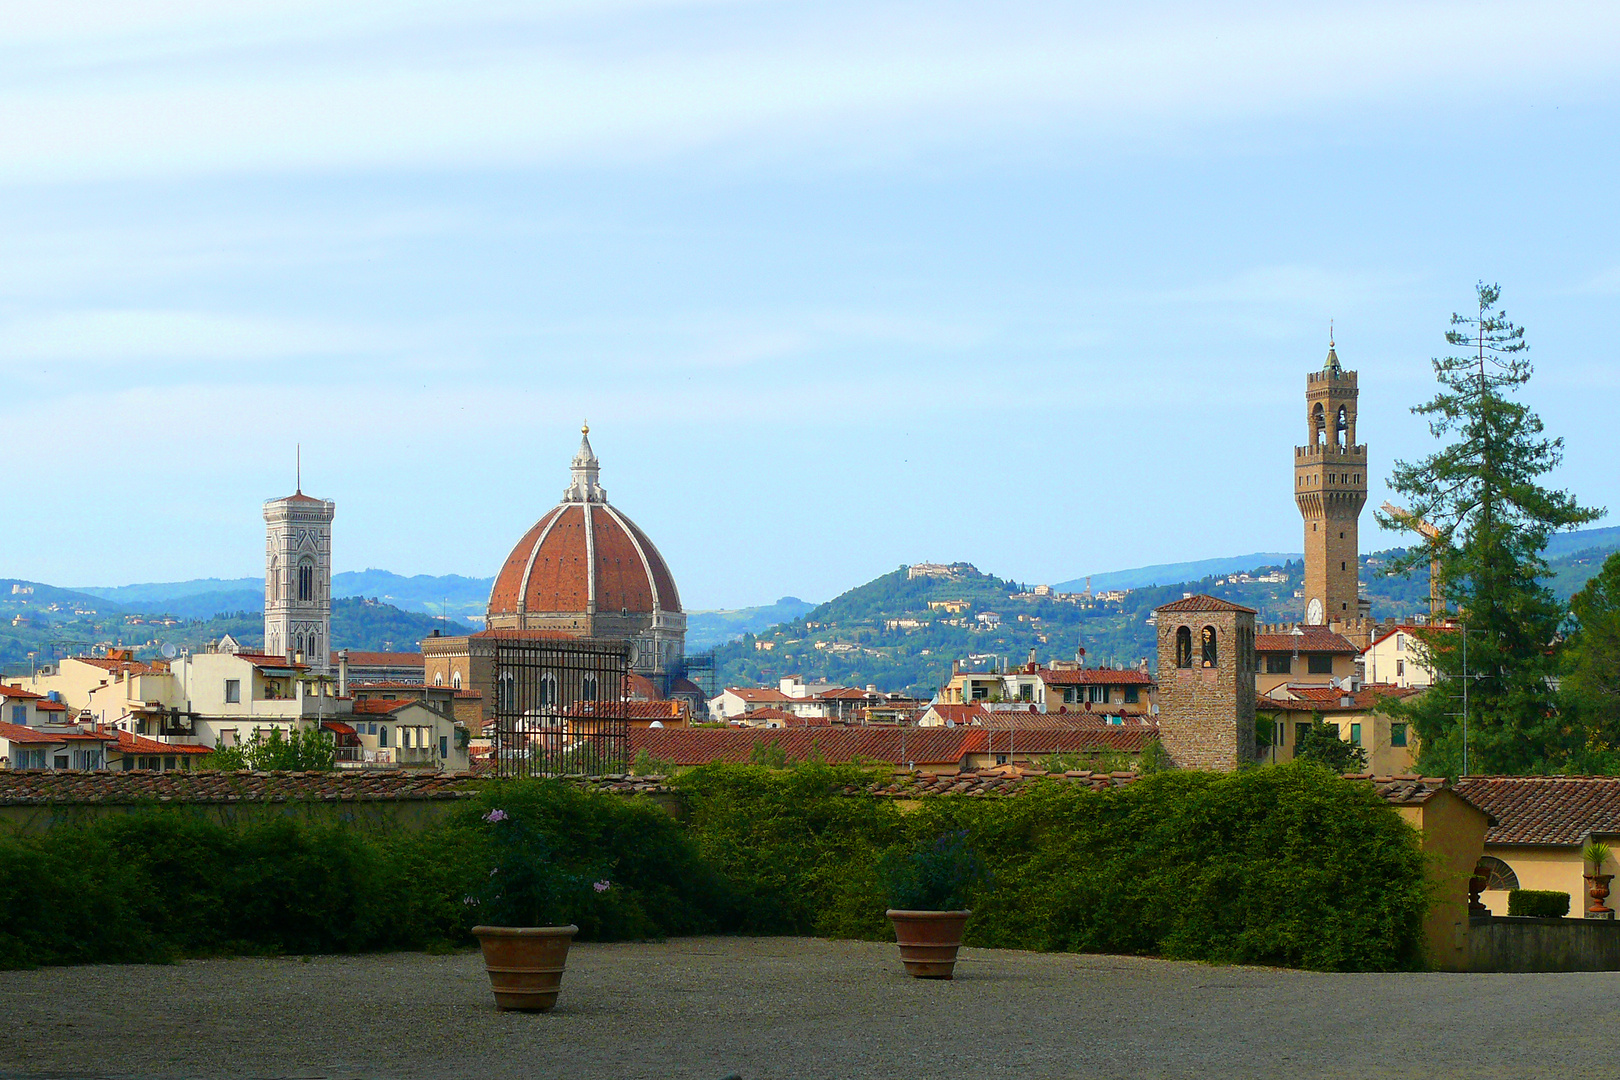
[1293,337,1368,630]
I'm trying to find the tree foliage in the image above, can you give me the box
[200,726,336,771]
[1293,716,1369,773]
[1377,283,1603,774]
[1561,552,1620,770]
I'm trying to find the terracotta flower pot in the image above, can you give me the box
[886,909,971,979]
[472,925,579,1011]
[1585,874,1615,920]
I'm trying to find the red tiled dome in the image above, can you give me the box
[487,430,680,622]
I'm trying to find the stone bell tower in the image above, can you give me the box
[1154,594,1257,771]
[1294,335,1367,628]
[264,461,335,675]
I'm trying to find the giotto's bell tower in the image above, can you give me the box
[264,470,335,674]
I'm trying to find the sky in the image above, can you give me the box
[4,0,1618,610]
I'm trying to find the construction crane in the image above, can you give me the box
[1382,502,1446,617]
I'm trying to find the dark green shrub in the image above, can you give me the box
[1507,889,1570,918]
[675,762,901,937]
[879,830,989,911]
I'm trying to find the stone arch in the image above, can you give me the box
[1175,626,1193,669]
[1312,401,1326,445]
[1201,625,1218,668]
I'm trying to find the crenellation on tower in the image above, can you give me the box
[1294,338,1368,634]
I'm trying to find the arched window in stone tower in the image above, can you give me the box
[1312,402,1326,445]
[1335,405,1349,449]
[1175,626,1193,669]
[581,673,598,701]
[298,557,315,602]
[1201,625,1218,668]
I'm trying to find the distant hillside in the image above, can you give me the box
[1055,553,1300,593]
[687,597,817,652]
[75,571,494,622]
[711,528,1620,698]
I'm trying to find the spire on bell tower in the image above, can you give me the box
[563,421,607,503]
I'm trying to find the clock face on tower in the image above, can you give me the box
[1307,598,1325,626]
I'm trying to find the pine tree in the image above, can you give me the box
[1377,283,1603,775]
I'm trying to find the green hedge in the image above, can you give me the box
[0,760,1432,972]
[1507,889,1570,918]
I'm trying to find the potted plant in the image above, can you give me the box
[880,831,990,980]
[1583,840,1614,920]
[468,807,602,1012]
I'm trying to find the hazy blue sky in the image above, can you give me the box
[5,0,1618,609]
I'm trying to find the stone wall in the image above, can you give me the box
[1468,915,1620,972]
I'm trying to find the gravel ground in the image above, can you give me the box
[0,936,1613,1080]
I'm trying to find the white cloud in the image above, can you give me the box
[1,1,1616,183]
[0,309,395,365]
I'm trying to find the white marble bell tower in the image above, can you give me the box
[264,464,335,674]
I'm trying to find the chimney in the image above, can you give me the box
[338,649,349,697]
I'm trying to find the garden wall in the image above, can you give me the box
[1467,915,1620,972]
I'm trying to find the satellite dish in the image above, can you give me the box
[161,643,178,659]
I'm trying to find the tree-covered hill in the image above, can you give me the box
[709,531,1620,699]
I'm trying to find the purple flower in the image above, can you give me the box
[593,880,612,893]
[483,809,509,824]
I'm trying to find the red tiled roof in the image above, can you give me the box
[0,685,44,701]
[629,724,1157,766]
[725,688,794,703]
[1452,776,1620,846]
[815,687,870,700]
[110,730,211,755]
[738,706,797,721]
[350,699,422,715]
[1155,594,1257,615]
[72,656,169,676]
[1255,628,1359,654]
[1365,624,1441,650]
[35,701,67,712]
[0,722,112,745]
[0,770,473,804]
[321,721,357,736]
[1257,684,1419,713]
[350,681,438,690]
[1037,669,1154,686]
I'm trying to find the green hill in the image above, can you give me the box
[711,528,1620,698]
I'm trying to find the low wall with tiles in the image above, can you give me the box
[0,769,476,834]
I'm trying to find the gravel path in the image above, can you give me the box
[0,936,1612,1079]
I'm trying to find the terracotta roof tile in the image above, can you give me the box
[1257,684,1419,713]
[1155,594,1258,615]
[1452,776,1620,846]
[0,769,472,805]
[1255,628,1360,654]
[0,685,45,701]
[1037,669,1155,686]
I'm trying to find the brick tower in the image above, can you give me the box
[1154,595,1257,771]
[1294,337,1367,627]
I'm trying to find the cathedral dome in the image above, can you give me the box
[486,427,681,622]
